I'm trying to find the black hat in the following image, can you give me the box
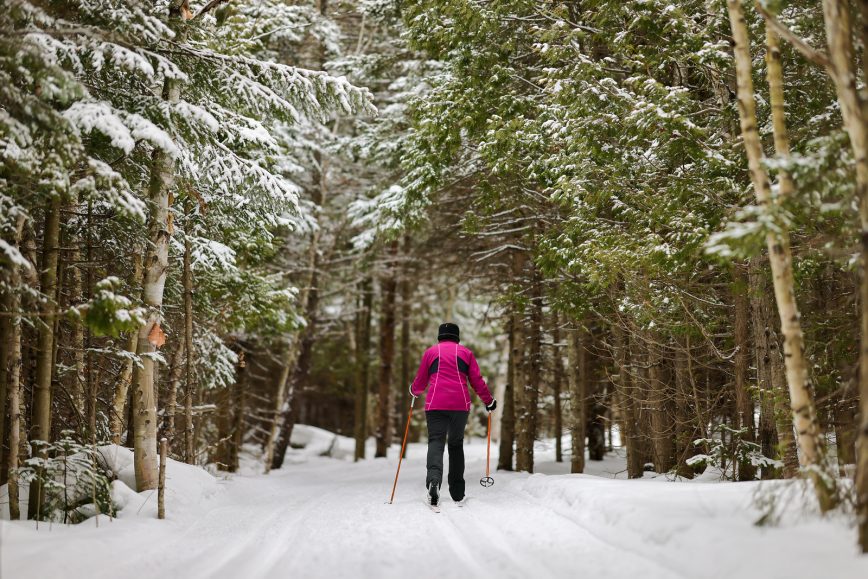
[437,322,460,343]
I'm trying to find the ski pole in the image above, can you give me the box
[389,396,416,504]
[480,411,494,487]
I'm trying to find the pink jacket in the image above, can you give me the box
[410,341,494,411]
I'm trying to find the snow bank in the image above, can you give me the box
[287,424,356,462]
[0,445,219,523]
[514,473,865,579]
[97,445,219,519]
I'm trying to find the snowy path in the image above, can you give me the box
[2,437,867,579]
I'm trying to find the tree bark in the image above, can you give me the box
[815,0,868,549]
[612,321,643,478]
[0,285,8,485]
[109,254,142,445]
[733,266,756,480]
[399,238,412,458]
[727,1,836,510]
[4,216,26,519]
[498,315,516,471]
[263,337,301,473]
[127,0,193,491]
[29,195,61,520]
[515,263,540,473]
[353,278,373,461]
[67,218,86,428]
[647,335,674,473]
[551,312,564,463]
[833,377,857,473]
[229,352,247,473]
[567,324,586,473]
[375,243,398,458]
[183,204,195,464]
[674,343,695,479]
[164,340,185,455]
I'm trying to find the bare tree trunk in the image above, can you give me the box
[512,303,531,471]
[109,255,142,444]
[375,243,398,458]
[814,0,868,549]
[263,337,301,472]
[5,217,26,519]
[29,195,61,520]
[733,266,756,480]
[0,290,8,485]
[612,321,643,478]
[727,1,836,510]
[750,257,774,465]
[229,353,247,473]
[399,239,412,458]
[353,278,373,461]
[647,335,674,473]
[833,377,857,473]
[128,0,193,492]
[567,324,586,473]
[515,264,540,473]
[67,228,86,426]
[674,343,695,479]
[164,340,185,455]
[551,312,564,463]
[498,315,516,471]
[6,300,23,521]
[183,204,195,464]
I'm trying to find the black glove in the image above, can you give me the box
[485,399,497,413]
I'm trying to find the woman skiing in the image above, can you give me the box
[410,322,497,507]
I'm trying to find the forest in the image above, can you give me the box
[1,0,868,576]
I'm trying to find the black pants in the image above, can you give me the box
[425,410,469,501]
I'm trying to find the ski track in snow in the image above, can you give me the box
[2,440,867,579]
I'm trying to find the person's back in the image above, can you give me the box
[413,340,490,412]
[410,323,496,507]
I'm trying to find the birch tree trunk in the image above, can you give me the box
[132,61,181,493]
[126,0,194,490]
[29,195,61,520]
[816,0,868,549]
[726,1,836,510]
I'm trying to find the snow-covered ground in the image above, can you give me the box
[2,427,866,579]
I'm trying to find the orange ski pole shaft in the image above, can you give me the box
[389,397,415,504]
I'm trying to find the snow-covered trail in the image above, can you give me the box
[2,437,867,579]
[162,455,674,579]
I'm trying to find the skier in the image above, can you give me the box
[410,322,496,508]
